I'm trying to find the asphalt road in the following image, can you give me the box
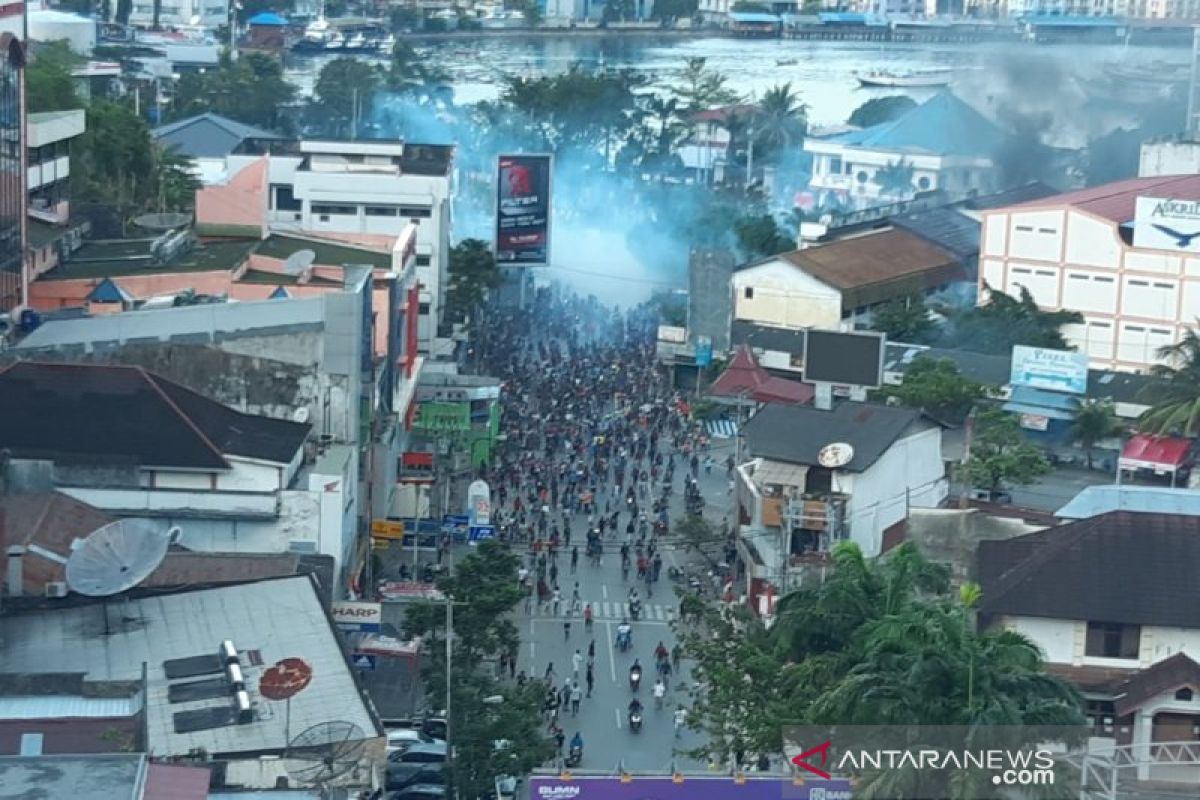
[512,446,739,775]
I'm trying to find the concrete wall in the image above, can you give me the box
[906,507,1044,585]
[688,249,736,354]
[733,258,842,330]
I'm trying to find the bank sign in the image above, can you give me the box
[1009,345,1088,395]
[529,776,852,800]
[1133,196,1200,253]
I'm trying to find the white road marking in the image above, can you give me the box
[605,620,617,683]
[529,618,536,665]
[614,707,622,729]
[602,584,608,600]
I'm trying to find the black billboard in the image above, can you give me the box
[803,329,885,388]
[495,154,551,265]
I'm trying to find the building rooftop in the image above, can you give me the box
[14,293,330,351]
[41,239,256,281]
[743,401,933,472]
[0,575,381,758]
[1009,173,1200,224]
[0,362,310,469]
[823,91,1005,160]
[962,181,1058,211]
[977,511,1200,629]
[0,754,152,800]
[891,207,980,260]
[1056,485,1200,520]
[764,228,965,310]
[882,343,1012,387]
[153,113,285,160]
[256,234,391,270]
[709,345,812,405]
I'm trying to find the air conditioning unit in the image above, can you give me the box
[288,540,318,554]
[234,690,253,724]
[218,639,238,665]
[226,662,245,692]
[44,582,68,598]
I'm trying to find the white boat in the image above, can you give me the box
[323,33,344,50]
[856,69,952,88]
[348,32,366,48]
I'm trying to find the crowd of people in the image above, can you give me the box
[471,289,714,765]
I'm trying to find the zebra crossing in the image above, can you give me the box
[592,601,674,622]
[706,418,738,439]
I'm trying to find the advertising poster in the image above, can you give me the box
[495,154,551,265]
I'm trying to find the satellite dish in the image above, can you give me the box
[65,521,178,597]
[284,249,316,275]
[817,442,855,470]
[292,407,310,424]
[132,212,192,232]
[283,721,367,785]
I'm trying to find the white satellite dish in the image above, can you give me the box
[65,521,178,597]
[817,442,855,470]
[292,406,310,424]
[284,249,317,275]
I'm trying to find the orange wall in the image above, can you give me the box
[196,157,268,234]
[29,271,236,310]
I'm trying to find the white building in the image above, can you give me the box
[804,92,1005,212]
[128,0,230,30]
[735,401,948,615]
[732,227,970,331]
[979,174,1200,372]
[979,511,1200,784]
[219,140,454,349]
[26,109,85,226]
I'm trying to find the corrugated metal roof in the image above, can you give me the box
[892,207,980,260]
[1010,173,1200,224]
[152,113,283,159]
[0,695,141,720]
[1056,485,1200,520]
[827,92,1004,160]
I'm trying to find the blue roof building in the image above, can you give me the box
[247,11,289,25]
[803,92,1007,211]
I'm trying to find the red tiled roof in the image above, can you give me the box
[1120,433,1192,469]
[1011,174,1200,223]
[709,346,813,405]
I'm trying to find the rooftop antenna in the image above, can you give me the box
[283,249,317,276]
[65,520,178,634]
[282,721,367,789]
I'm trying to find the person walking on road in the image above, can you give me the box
[572,649,583,677]
[570,682,582,716]
[653,678,666,709]
[583,602,593,631]
[563,609,572,640]
[674,708,687,738]
[585,663,595,698]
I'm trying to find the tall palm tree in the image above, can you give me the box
[752,82,807,162]
[1069,399,1123,469]
[873,158,916,198]
[1137,327,1200,436]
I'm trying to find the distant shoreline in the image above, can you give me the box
[402,26,717,41]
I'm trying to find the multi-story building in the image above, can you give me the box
[26,109,88,277]
[212,139,454,349]
[128,0,230,30]
[0,32,23,311]
[804,93,1006,212]
[979,174,1200,372]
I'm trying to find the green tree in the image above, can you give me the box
[603,0,636,21]
[72,101,158,217]
[847,95,916,128]
[313,57,381,137]
[944,285,1083,355]
[966,407,1052,495]
[672,57,740,114]
[404,541,554,799]
[870,294,936,344]
[152,146,201,212]
[877,356,993,424]
[446,238,502,324]
[752,82,806,163]
[1068,399,1122,469]
[1136,327,1200,436]
[731,0,769,9]
[733,214,793,259]
[171,52,296,132]
[25,41,81,113]
[386,41,451,102]
[873,158,916,197]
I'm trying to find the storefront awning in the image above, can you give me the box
[1001,386,1080,421]
[1120,434,1193,472]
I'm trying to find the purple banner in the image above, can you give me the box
[529,776,853,800]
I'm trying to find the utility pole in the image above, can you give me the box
[444,594,454,790]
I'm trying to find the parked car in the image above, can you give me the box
[386,762,445,791]
[389,785,447,800]
[969,488,1012,504]
[395,741,448,764]
[386,728,431,754]
[420,716,447,741]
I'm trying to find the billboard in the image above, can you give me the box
[332,602,382,633]
[803,329,885,388]
[1133,196,1200,253]
[528,776,851,800]
[1009,345,1088,395]
[495,154,551,265]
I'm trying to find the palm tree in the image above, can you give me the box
[873,158,916,198]
[1137,327,1200,436]
[752,82,807,162]
[1069,399,1123,469]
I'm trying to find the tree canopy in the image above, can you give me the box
[870,294,936,344]
[311,57,382,137]
[944,285,1083,355]
[966,407,1052,493]
[733,214,794,260]
[847,95,916,128]
[876,356,993,424]
[1137,327,1200,436]
[171,52,296,132]
[25,41,81,114]
[446,238,503,324]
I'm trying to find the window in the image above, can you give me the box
[416,255,431,266]
[828,156,843,174]
[917,176,931,190]
[272,185,301,212]
[1037,227,1056,234]
[400,206,432,219]
[1036,270,1055,277]
[1012,267,1031,275]
[744,287,754,300]
[1154,282,1174,289]
[312,204,356,216]
[418,302,431,315]
[1069,274,1089,281]
[365,206,399,217]
[856,171,868,184]
[1094,276,1114,283]
[1129,279,1149,287]
[1176,687,1194,701]
[1085,622,1140,659]
[1016,225,1034,232]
